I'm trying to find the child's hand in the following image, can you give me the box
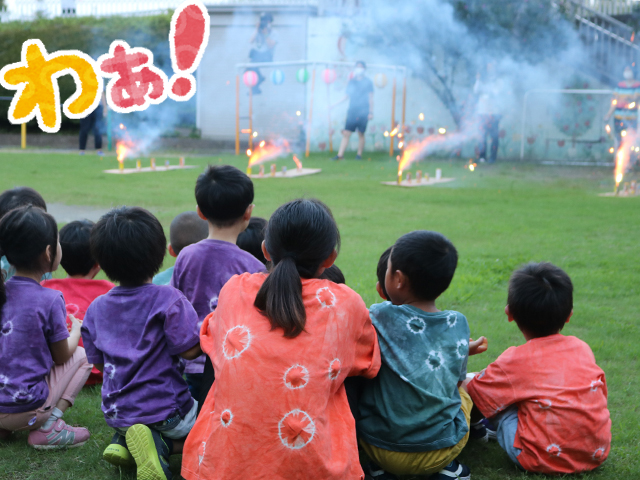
[68,314,82,332]
[469,336,488,356]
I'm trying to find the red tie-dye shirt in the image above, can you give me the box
[182,273,381,480]
[467,334,611,474]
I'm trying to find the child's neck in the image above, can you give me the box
[403,298,439,313]
[15,268,46,283]
[207,222,245,245]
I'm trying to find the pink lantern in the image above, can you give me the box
[243,70,258,87]
[322,68,337,84]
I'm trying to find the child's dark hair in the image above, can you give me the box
[59,220,96,276]
[195,165,254,228]
[254,199,340,338]
[0,187,47,220]
[170,211,208,256]
[507,262,573,338]
[320,265,345,284]
[390,231,458,301]
[237,217,268,264]
[377,247,391,300]
[0,206,58,313]
[91,207,166,286]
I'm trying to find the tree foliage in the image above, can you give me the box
[349,0,573,127]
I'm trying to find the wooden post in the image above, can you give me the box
[248,83,253,152]
[305,67,316,158]
[235,74,240,155]
[21,123,26,149]
[106,107,112,151]
[401,74,407,140]
[389,74,396,157]
[327,80,333,152]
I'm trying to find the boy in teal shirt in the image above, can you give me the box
[358,231,486,480]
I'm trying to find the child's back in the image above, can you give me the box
[182,199,380,480]
[358,303,470,451]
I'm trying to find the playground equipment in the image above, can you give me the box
[234,60,408,157]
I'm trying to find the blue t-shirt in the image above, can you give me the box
[152,266,174,286]
[357,302,470,452]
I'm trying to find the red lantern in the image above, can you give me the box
[322,68,337,84]
[243,70,258,87]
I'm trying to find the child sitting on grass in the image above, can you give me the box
[0,187,49,281]
[181,199,381,480]
[236,216,268,265]
[42,220,114,385]
[464,262,611,474]
[171,165,265,401]
[153,211,208,285]
[81,207,201,480]
[0,206,91,448]
[357,231,480,480]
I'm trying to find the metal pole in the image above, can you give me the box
[106,107,112,151]
[21,123,26,149]
[401,74,407,140]
[327,78,333,152]
[248,83,253,152]
[306,67,316,158]
[389,74,396,157]
[235,74,240,155]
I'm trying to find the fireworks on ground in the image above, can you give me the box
[613,129,638,193]
[246,138,292,173]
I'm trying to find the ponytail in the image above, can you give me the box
[254,199,340,338]
[254,257,305,338]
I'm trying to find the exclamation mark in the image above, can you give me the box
[168,1,210,101]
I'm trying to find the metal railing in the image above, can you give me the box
[583,0,635,16]
[558,0,640,83]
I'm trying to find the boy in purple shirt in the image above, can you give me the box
[171,165,264,401]
[82,207,201,480]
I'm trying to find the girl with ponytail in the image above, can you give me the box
[182,199,381,480]
[0,206,91,448]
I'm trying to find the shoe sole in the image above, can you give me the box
[30,440,87,450]
[103,443,136,467]
[126,425,168,480]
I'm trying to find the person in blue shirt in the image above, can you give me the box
[152,211,208,285]
[357,231,487,480]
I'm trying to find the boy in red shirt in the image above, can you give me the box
[464,262,611,474]
[43,220,114,385]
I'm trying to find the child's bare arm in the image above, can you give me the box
[50,315,82,364]
[180,343,202,360]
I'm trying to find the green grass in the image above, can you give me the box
[0,151,638,479]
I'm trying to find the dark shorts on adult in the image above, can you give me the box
[345,111,368,133]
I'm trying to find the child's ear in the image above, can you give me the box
[566,309,573,323]
[196,206,207,221]
[88,263,101,280]
[168,244,177,257]
[261,241,272,262]
[505,304,515,322]
[244,204,255,221]
[375,281,387,301]
[321,249,338,269]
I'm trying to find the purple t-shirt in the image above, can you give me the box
[0,277,69,413]
[81,284,199,428]
[171,239,265,373]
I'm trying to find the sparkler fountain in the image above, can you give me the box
[245,138,321,178]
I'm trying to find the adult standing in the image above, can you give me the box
[331,61,374,160]
[247,13,277,95]
[604,66,640,147]
[79,91,106,156]
[474,63,503,163]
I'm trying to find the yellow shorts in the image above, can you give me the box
[359,388,472,476]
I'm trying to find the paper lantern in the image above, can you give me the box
[271,69,285,85]
[374,73,388,88]
[243,70,258,87]
[322,68,337,84]
[296,68,309,83]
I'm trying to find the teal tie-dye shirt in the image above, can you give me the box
[357,301,470,452]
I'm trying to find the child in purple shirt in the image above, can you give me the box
[171,165,264,402]
[82,207,201,480]
[0,206,91,449]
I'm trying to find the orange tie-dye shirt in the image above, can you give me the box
[182,273,381,480]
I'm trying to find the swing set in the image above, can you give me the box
[234,60,408,157]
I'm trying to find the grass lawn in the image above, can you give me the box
[0,151,638,479]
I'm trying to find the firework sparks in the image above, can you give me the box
[613,129,637,192]
[292,154,303,170]
[246,138,291,174]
